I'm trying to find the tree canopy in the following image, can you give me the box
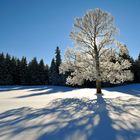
[60,9,133,93]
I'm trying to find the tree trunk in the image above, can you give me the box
[94,46,102,94]
[96,79,102,94]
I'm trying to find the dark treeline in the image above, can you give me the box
[0,53,49,85]
[0,47,140,86]
[0,47,66,85]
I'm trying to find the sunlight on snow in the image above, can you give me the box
[0,85,140,140]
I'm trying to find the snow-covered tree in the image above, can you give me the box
[60,9,133,94]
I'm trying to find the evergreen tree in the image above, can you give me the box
[20,57,28,85]
[133,54,140,83]
[38,59,45,84]
[14,58,22,85]
[138,54,140,60]
[49,58,57,85]
[10,56,17,84]
[4,54,13,85]
[55,47,62,85]
[44,64,49,84]
[49,47,65,85]
[0,53,5,85]
[27,57,40,85]
[55,46,66,85]
[55,46,62,74]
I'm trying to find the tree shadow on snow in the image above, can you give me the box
[16,86,76,98]
[0,86,49,92]
[0,86,27,92]
[105,84,140,97]
[0,95,140,140]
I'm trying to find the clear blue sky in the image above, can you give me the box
[0,0,140,65]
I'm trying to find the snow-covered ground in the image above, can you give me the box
[0,84,140,140]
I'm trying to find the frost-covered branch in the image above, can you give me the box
[60,9,133,93]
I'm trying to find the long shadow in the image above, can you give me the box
[0,86,48,92]
[37,96,140,140]
[0,86,26,92]
[1,95,139,140]
[16,86,77,98]
[105,84,140,97]
[88,94,117,140]
[0,85,76,98]
[38,95,117,140]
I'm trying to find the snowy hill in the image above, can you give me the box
[0,84,140,140]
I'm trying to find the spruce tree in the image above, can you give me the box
[49,47,65,85]
[20,57,28,85]
[55,46,62,74]
[55,46,65,85]
[27,57,40,85]
[0,53,5,85]
[133,54,140,83]
[5,54,13,85]
[10,56,17,84]
[44,64,49,84]
[49,58,57,85]
[15,59,22,85]
[38,59,45,85]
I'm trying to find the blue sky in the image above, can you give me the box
[0,0,140,65]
